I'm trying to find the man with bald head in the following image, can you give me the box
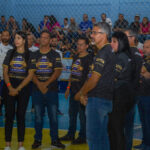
[134,40,150,150]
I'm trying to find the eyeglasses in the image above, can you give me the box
[127,35,134,38]
[90,31,104,35]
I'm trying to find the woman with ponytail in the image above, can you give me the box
[3,31,36,150]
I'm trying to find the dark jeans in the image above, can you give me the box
[86,97,112,150]
[5,83,30,142]
[32,90,59,142]
[137,96,150,147]
[68,93,86,138]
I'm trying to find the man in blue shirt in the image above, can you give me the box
[79,14,93,34]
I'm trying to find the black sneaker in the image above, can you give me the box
[71,137,86,145]
[59,134,74,141]
[51,140,65,149]
[32,140,41,149]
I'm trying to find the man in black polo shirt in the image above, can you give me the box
[60,36,93,144]
[31,30,65,149]
[134,40,150,150]
[124,29,143,150]
[75,22,116,150]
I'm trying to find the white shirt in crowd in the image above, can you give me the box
[137,42,143,50]
[29,45,39,52]
[55,49,63,61]
[0,42,13,79]
[106,18,112,28]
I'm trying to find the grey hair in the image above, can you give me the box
[94,22,111,37]
[124,28,138,40]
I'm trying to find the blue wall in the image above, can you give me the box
[0,0,150,29]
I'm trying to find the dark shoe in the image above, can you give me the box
[71,137,86,145]
[32,140,41,149]
[51,140,65,149]
[59,134,74,141]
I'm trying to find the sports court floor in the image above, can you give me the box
[0,93,142,150]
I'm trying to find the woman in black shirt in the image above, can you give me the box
[3,31,35,150]
[108,31,134,150]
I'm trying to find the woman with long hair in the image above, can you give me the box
[3,31,35,150]
[108,31,134,150]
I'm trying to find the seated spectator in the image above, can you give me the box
[79,14,93,34]
[6,16,20,44]
[130,15,141,33]
[0,16,7,32]
[22,18,39,38]
[6,16,20,34]
[91,17,96,25]
[113,13,129,31]
[61,18,69,35]
[101,13,112,29]
[38,15,50,32]
[139,17,150,43]
[140,17,150,34]
[49,15,61,32]
[27,33,39,52]
[68,17,79,33]
[68,17,79,43]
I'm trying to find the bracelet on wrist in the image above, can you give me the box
[67,86,70,89]
[7,82,11,87]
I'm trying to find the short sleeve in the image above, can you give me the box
[28,52,37,71]
[54,53,62,69]
[3,49,13,67]
[93,51,106,76]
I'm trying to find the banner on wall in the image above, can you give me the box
[59,58,73,81]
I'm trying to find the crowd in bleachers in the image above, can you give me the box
[0,13,150,58]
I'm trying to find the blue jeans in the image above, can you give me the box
[86,97,112,150]
[125,105,136,150]
[68,93,86,138]
[137,96,150,147]
[32,90,58,142]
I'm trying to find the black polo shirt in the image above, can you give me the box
[130,47,143,93]
[32,49,62,92]
[88,44,116,101]
[70,53,93,94]
[3,49,35,80]
[114,52,133,88]
[138,55,150,96]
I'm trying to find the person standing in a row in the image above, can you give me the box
[3,31,35,150]
[108,31,136,150]
[31,30,65,149]
[75,22,116,150]
[0,30,12,116]
[124,29,143,150]
[60,36,93,144]
[135,40,150,150]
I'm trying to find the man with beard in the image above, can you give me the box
[0,30,12,116]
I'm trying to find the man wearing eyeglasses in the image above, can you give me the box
[75,22,116,150]
[124,29,143,150]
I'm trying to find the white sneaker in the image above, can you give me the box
[18,147,25,150]
[4,147,11,150]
